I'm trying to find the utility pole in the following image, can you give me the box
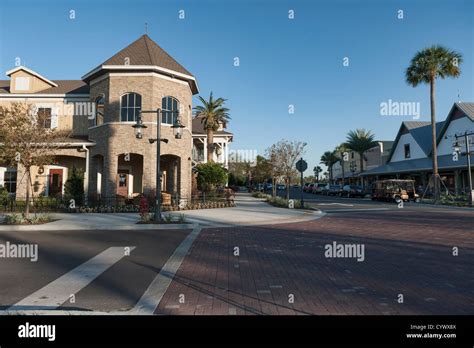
[454,131,474,206]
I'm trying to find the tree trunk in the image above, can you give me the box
[359,153,364,189]
[25,167,31,218]
[286,176,290,200]
[207,128,214,163]
[430,76,440,201]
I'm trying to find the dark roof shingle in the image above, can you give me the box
[100,35,193,76]
[0,80,89,95]
[192,116,233,136]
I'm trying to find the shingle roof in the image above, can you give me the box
[387,120,444,162]
[361,154,471,176]
[99,34,193,77]
[409,121,445,155]
[192,116,233,136]
[0,80,89,95]
[456,102,474,121]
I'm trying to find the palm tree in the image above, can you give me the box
[406,45,462,200]
[335,143,349,186]
[313,166,322,182]
[320,151,338,184]
[193,92,231,163]
[344,129,378,188]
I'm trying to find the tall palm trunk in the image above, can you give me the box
[359,153,364,188]
[430,76,440,200]
[207,128,214,163]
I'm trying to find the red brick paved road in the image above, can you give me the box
[156,209,474,315]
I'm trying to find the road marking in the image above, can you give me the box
[130,226,202,315]
[8,246,135,311]
[325,208,390,213]
[316,203,354,207]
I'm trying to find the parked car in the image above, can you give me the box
[264,183,273,191]
[323,184,342,196]
[312,183,327,194]
[306,183,315,193]
[371,179,420,203]
[303,183,312,192]
[340,185,364,198]
[292,184,300,188]
[277,184,286,190]
[254,183,265,192]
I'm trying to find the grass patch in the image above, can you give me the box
[3,213,54,225]
[137,212,190,224]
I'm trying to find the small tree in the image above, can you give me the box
[251,155,271,186]
[344,129,378,188]
[0,103,67,218]
[320,151,339,184]
[195,162,228,192]
[267,140,307,200]
[64,167,84,206]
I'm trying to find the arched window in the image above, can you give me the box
[120,93,141,122]
[161,96,179,125]
[95,95,104,125]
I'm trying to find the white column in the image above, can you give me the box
[203,137,208,163]
[83,146,90,205]
[224,141,228,168]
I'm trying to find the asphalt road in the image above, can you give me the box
[0,193,472,314]
[271,186,463,213]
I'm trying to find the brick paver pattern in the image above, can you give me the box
[156,210,474,315]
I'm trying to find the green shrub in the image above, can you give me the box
[177,213,186,223]
[64,167,84,206]
[4,213,52,225]
[252,192,270,199]
[0,186,9,206]
[195,163,228,192]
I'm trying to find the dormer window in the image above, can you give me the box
[15,77,30,91]
[120,93,141,122]
[404,144,411,159]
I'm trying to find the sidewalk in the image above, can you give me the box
[0,193,323,231]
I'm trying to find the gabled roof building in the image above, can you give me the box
[362,102,474,195]
[0,35,233,204]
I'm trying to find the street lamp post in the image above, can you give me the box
[454,131,474,206]
[133,109,185,222]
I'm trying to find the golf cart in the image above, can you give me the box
[371,179,420,203]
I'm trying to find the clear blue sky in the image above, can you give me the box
[1,0,473,173]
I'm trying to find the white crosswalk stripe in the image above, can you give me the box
[7,246,135,311]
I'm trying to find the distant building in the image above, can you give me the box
[361,102,474,195]
[332,141,394,184]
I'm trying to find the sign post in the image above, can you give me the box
[296,158,308,209]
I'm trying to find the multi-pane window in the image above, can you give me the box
[4,168,17,194]
[404,144,411,159]
[120,93,141,122]
[95,95,105,125]
[37,108,52,128]
[161,96,179,125]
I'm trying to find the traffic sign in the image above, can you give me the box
[296,158,307,172]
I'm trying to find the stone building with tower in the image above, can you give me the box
[0,35,233,205]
